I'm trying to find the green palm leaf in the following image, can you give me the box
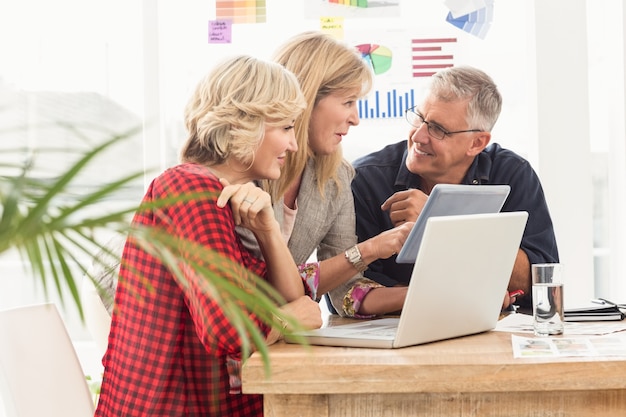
[0,126,302,374]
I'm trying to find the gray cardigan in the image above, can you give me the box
[237,159,364,316]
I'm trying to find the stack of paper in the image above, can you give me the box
[564,305,625,322]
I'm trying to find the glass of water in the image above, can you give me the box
[532,263,564,336]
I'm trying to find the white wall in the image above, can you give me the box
[533,0,595,304]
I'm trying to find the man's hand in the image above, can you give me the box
[502,289,524,311]
[381,189,428,226]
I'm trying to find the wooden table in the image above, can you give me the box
[242,316,626,417]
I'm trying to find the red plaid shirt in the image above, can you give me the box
[95,164,270,417]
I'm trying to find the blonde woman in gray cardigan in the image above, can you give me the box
[88,33,409,320]
[237,31,412,317]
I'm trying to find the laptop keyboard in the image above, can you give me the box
[363,326,397,337]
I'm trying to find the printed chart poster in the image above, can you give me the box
[347,30,436,121]
[216,0,266,24]
[305,0,400,19]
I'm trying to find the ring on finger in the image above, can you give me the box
[243,198,255,204]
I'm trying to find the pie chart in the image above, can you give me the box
[356,43,392,75]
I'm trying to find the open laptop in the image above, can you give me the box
[285,211,528,349]
[396,184,510,263]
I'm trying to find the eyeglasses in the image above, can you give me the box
[405,107,482,140]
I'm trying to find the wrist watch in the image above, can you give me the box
[345,245,367,273]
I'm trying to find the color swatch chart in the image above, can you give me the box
[358,88,416,119]
[328,0,368,7]
[445,0,494,39]
[216,0,266,24]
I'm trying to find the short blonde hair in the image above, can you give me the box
[180,55,306,166]
[265,31,373,200]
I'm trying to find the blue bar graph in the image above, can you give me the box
[358,88,416,119]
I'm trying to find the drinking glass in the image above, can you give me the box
[532,263,564,336]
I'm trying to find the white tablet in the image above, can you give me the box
[395,184,511,263]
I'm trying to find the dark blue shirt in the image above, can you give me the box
[352,140,559,288]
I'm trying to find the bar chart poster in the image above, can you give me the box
[328,0,368,7]
[358,87,416,119]
[305,0,400,18]
[412,37,457,78]
[216,0,266,24]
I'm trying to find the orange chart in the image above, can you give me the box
[356,43,392,75]
[216,0,266,24]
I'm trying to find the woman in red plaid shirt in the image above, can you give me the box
[95,55,322,417]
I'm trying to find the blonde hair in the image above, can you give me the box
[263,31,373,200]
[180,55,306,166]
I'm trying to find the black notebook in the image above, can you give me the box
[564,305,625,322]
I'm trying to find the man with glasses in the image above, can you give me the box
[339,65,559,310]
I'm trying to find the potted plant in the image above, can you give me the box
[0,124,297,372]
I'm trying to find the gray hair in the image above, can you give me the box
[429,65,502,132]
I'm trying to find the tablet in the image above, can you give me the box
[395,184,511,263]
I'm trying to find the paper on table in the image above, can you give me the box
[495,312,626,336]
[511,334,626,358]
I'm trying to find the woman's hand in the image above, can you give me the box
[217,179,278,233]
[360,221,414,263]
[281,295,323,330]
[218,179,303,302]
[265,296,322,345]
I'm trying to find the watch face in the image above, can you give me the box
[346,246,366,272]
[346,246,359,261]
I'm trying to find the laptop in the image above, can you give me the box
[285,211,528,349]
[395,184,510,263]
